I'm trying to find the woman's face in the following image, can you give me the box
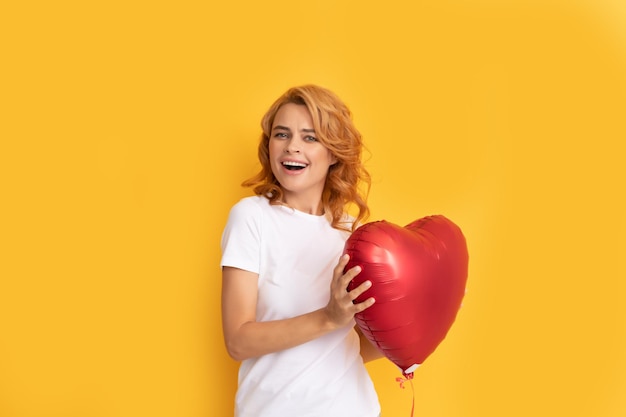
[268,103,337,210]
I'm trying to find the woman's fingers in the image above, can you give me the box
[342,265,362,289]
[352,279,372,298]
[334,254,374,303]
[340,265,375,312]
[348,278,375,312]
[325,254,375,327]
[353,294,375,312]
[333,254,351,282]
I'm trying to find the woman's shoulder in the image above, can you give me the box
[231,195,265,209]
[227,195,268,220]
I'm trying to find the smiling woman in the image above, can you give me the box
[220,85,382,417]
[243,85,371,232]
[267,103,338,214]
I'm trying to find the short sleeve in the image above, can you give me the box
[220,198,262,274]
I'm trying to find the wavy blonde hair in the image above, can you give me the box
[242,85,371,232]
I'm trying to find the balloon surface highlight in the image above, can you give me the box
[344,215,469,377]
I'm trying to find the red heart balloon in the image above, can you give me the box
[344,215,469,377]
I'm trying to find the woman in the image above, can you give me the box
[221,85,382,417]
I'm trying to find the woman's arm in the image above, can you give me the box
[356,326,385,363]
[221,254,375,361]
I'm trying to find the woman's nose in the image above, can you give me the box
[285,139,300,153]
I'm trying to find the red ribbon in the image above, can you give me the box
[395,375,415,417]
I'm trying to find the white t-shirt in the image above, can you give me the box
[221,196,380,417]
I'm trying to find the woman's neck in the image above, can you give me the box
[280,192,324,216]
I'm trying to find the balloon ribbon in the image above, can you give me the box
[395,374,415,417]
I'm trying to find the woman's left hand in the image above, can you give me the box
[323,254,375,329]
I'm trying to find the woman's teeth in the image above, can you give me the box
[282,161,307,170]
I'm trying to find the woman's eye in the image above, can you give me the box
[274,132,288,138]
[304,135,318,142]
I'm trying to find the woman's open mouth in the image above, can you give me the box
[282,161,307,171]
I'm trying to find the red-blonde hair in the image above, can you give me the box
[242,85,371,232]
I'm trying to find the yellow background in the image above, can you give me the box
[1,0,625,416]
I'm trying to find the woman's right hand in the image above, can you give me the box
[324,254,375,329]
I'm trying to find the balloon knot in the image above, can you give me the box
[395,375,413,389]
